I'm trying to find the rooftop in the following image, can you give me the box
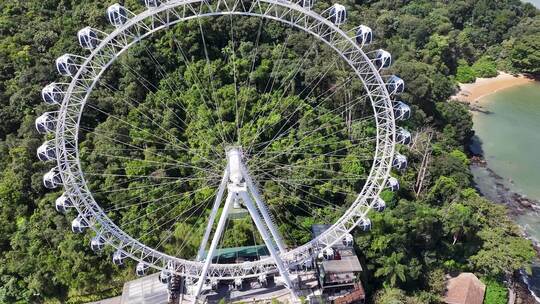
[202,245,269,261]
[321,254,363,274]
[444,273,486,304]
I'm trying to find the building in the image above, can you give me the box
[312,225,366,304]
[443,273,486,304]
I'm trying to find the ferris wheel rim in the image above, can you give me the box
[54,0,397,279]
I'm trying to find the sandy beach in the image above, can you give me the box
[452,72,535,104]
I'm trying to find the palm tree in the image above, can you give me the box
[374,252,408,287]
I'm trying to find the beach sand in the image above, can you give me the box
[452,72,535,104]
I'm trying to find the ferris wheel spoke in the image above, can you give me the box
[105,190,191,213]
[250,138,376,159]
[167,197,217,257]
[237,18,265,135]
[253,167,367,194]
[264,37,321,100]
[243,64,360,157]
[241,38,325,151]
[246,96,372,160]
[85,152,221,176]
[171,33,233,149]
[254,130,376,159]
[139,36,228,162]
[89,85,190,153]
[98,80,188,132]
[79,124,223,170]
[95,179,183,196]
[83,172,220,181]
[247,118,376,169]
[116,174,220,227]
[267,197,337,239]
[120,193,207,236]
[258,170,362,199]
[138,193,215,250]
[139,48,193,128]
[84,104,186,150]
[83,103,224,168]
[255,160,371,179]
[226,14,242,144]
[264,187,346,220]
[81,124,222,172]
[262,31,292,95]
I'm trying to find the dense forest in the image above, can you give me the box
[0,0,539,303]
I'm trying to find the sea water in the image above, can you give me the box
[471,82,540,300]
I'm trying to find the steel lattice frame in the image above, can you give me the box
[52,0,397,280]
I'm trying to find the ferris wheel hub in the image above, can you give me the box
[226,146,244,185]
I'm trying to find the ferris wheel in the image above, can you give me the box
[36,0,411,301]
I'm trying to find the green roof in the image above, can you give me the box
[204,245,269,260]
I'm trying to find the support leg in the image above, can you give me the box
[241,165,287,253]
[196,168,229,261]
[238,191,296,295]
[193,192,235,299]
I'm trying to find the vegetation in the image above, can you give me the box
[0,0,538,303]
[482,279,509,304]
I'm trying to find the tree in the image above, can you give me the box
[470,227,535,278]
[374,287,406,304]
[472,56,498,78]
[455,60,476,83]
[441,203,475,245]
[426,176,459,205]
[511,34,540,75]
[375,252,410,287]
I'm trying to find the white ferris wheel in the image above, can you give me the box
[36,0,411,301]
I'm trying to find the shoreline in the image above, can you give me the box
[451,72,535,105]
[469,158,540,304]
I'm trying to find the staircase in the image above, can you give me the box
[167,275,183,304]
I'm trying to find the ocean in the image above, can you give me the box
[470,82,540,300]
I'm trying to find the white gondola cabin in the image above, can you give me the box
[91,235,106,252]
[144,0,162,8]
[342,233,354,247]
[374,49,392,69]
[43,167,61,189]
[258,274,268,287]
[136,262,149,276]
[329,4,347,25]
[355,25,373,46]
[113,250,126,266]
[234,278,243,290]
[386,176,400,192]
[387,75,405,95]
[42,83,63,105]
[302,0,314,9]
[37,141,56,161]
[397,127,412,145]
[107,4,129,27]
[392,153,408,170]
[35,112,56,134]
[78,27,99,49]
[159,269,172,284]
[358,218,371,231]
[72,216,89,233]
[55,193,73,213]
[373,197,386,212]
[56,54,77,76]
[394,101,411,121]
